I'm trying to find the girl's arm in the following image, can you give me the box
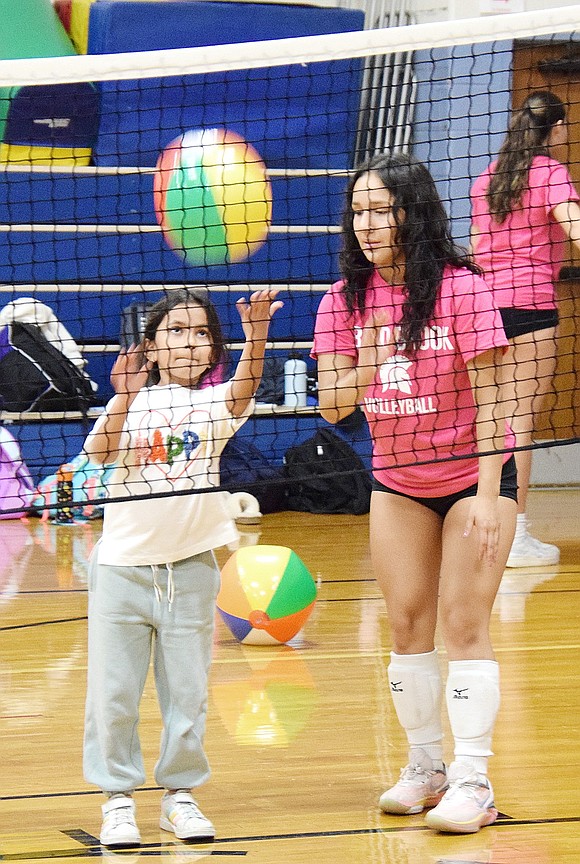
[317,312,392,424]
[84,346,150,465]
[226,288,284,418]
[551,200,580,249]
[464,347,508,563]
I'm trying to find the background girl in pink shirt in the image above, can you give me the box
[313,152,517,834]
[471,91,580,567]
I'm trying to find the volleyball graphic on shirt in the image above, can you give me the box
[379,355,413,394]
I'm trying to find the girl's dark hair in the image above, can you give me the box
[487,91,566,223]
[340,151,478,353]
[143,287,226,386]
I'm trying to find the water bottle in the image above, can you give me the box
[284,353,307,407]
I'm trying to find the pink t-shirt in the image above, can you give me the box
[312,267,515,496]
[471,155,579,309]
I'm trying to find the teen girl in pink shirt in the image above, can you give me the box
[313,152,517,835]
[471,91,580,567]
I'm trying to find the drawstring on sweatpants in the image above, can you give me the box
[167,562,175,608]
[151,564,163,604]
[151,563,175,609]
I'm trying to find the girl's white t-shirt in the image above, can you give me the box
[86,381,251,566]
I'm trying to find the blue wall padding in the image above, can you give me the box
[88,1,362,54]
[0,230,342,286]
[0,170,347,294]
[0,286,326,344]
[87,1,364,168]
[0,170,346,225]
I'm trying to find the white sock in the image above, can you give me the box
[446,659,500,775]
[388,649,444,764]
[514,513,528,541]
[454,755,490,776]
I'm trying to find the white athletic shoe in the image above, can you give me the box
[379,749,448,815]
[160,791,215,841]
[100,795,141,848]
[506,531,560,568]
[424,762,498,833]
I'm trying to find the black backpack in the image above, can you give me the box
[0,322,97,413]
[220,437,288,514]
[254,356,285,405]
[284,427,372,515]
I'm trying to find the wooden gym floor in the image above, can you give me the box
[1,487,579,863]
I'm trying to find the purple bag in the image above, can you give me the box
[0,427,35,518]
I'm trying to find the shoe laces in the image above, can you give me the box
[105,804,134,828]
[168,795,204,824]
[445,771,489,803]
[398,762,430,784]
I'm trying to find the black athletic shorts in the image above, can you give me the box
[500,307,559,339]
[371,455,518,519]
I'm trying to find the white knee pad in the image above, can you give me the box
[388,651,443,746]
[446,660,500,758]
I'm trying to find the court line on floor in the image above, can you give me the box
[2,817,580,861]
[0,617,87,633]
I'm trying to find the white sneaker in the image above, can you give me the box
[506,531,560,568]
[100,795,141,848]
[424,762,498,833]
[379,749,448,815]
[160,791,215,841]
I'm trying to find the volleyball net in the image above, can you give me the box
[0,4,580,514]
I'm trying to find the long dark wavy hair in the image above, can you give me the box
[487,91,566,223]
[340,151,478,353]
[143,287,227,386]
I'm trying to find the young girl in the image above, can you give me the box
[471,91,580,567]
[312,153,517,834]
[83,287,282,848]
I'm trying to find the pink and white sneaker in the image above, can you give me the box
[379,749,448,815]
[424,762,498,833]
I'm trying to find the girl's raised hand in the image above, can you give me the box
[110,344,151,398]
[235,289,284,341]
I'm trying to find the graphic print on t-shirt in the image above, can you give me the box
[358,324,456,418]
[379,354,413,395]
[132,406,207,483]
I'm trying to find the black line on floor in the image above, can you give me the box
[11,591,88,596]
[2,816,580,862]
[1,788,162,803]
[61,831,99,847]
[0,616,87,632]
[211,814,580,841]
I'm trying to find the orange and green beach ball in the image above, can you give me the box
[217,545,317,645]
[153,128,272,266]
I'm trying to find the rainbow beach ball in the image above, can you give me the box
[153,128,272,266]
[217,545,317,645]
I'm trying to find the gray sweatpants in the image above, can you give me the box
[83,545,220,793]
